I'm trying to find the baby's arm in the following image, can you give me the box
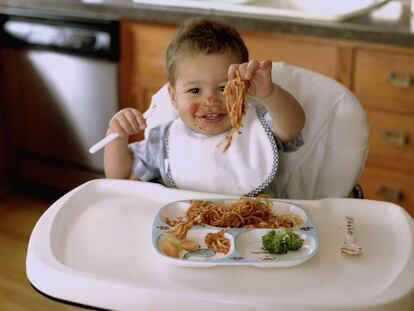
[228,60,305,143]
[104,108,147,179]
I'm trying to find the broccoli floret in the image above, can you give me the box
[262,229,288,254]
[284,228,304,251]
[262,229,304,254]
[262,230,277,253]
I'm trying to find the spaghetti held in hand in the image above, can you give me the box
[223,70,247,151]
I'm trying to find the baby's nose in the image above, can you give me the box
[204,95,220,106]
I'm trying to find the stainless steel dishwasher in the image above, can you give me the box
[0,12,119,191]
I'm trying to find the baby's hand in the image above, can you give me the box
[228,60,274,99]
[108,108,147,137]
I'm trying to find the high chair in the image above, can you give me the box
[26,63,414,311]
[145,62,369,200]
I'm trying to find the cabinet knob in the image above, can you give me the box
[377,186,403,201]
[381,129,409,146]
[387,71,413,88]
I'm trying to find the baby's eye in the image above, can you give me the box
[188,88,200,94]
[218,85,226,93]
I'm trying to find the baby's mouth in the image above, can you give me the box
[198,113,227,123]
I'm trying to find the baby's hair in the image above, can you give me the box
[166,18,249,85]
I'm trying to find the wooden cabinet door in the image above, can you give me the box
[120,20,176,110]
[241,31,338,79]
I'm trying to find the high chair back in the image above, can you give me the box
[144,62,369,200]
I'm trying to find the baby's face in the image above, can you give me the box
[168,52,239,135]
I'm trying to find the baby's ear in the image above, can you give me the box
[167,83,177,108]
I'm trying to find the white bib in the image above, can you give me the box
[166,105,278,196]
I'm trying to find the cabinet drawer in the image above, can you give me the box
[359,167,414,218]
[366,110,414,174]
[353,50,414,114]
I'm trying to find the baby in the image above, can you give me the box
[104,17,305,197]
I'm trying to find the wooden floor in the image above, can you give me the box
[0,192,81,310]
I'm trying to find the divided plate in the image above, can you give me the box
[152,199,319,267]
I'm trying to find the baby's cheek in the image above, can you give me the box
[188,102,199,114]
[189,103,204,130]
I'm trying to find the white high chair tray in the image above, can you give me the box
[27,179,414,311]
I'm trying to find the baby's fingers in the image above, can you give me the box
[227,63,240,81]
[229,61,257,80]
[109,117,128,137]
[244,60,260,80]
[260,59,272,70]
[244,60,271,80]
[109,108,146,137]
[129,109,147,131]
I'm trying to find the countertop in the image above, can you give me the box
[0,0,413,47]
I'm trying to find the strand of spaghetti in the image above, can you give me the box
[205,229,230,254]
[223,70,247,151]
[185,197,303,228]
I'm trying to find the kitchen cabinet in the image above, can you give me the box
[354,49,414,216]
[119,19,414,217]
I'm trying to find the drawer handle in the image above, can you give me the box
[387,71,413,88]
[377,186,403,201]
[381,129,409,146]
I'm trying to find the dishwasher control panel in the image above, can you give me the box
[0,13,118,60]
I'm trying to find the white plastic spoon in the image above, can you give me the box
[341,216,362,255]
[89,108,155,154]
[89,132,119,154]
